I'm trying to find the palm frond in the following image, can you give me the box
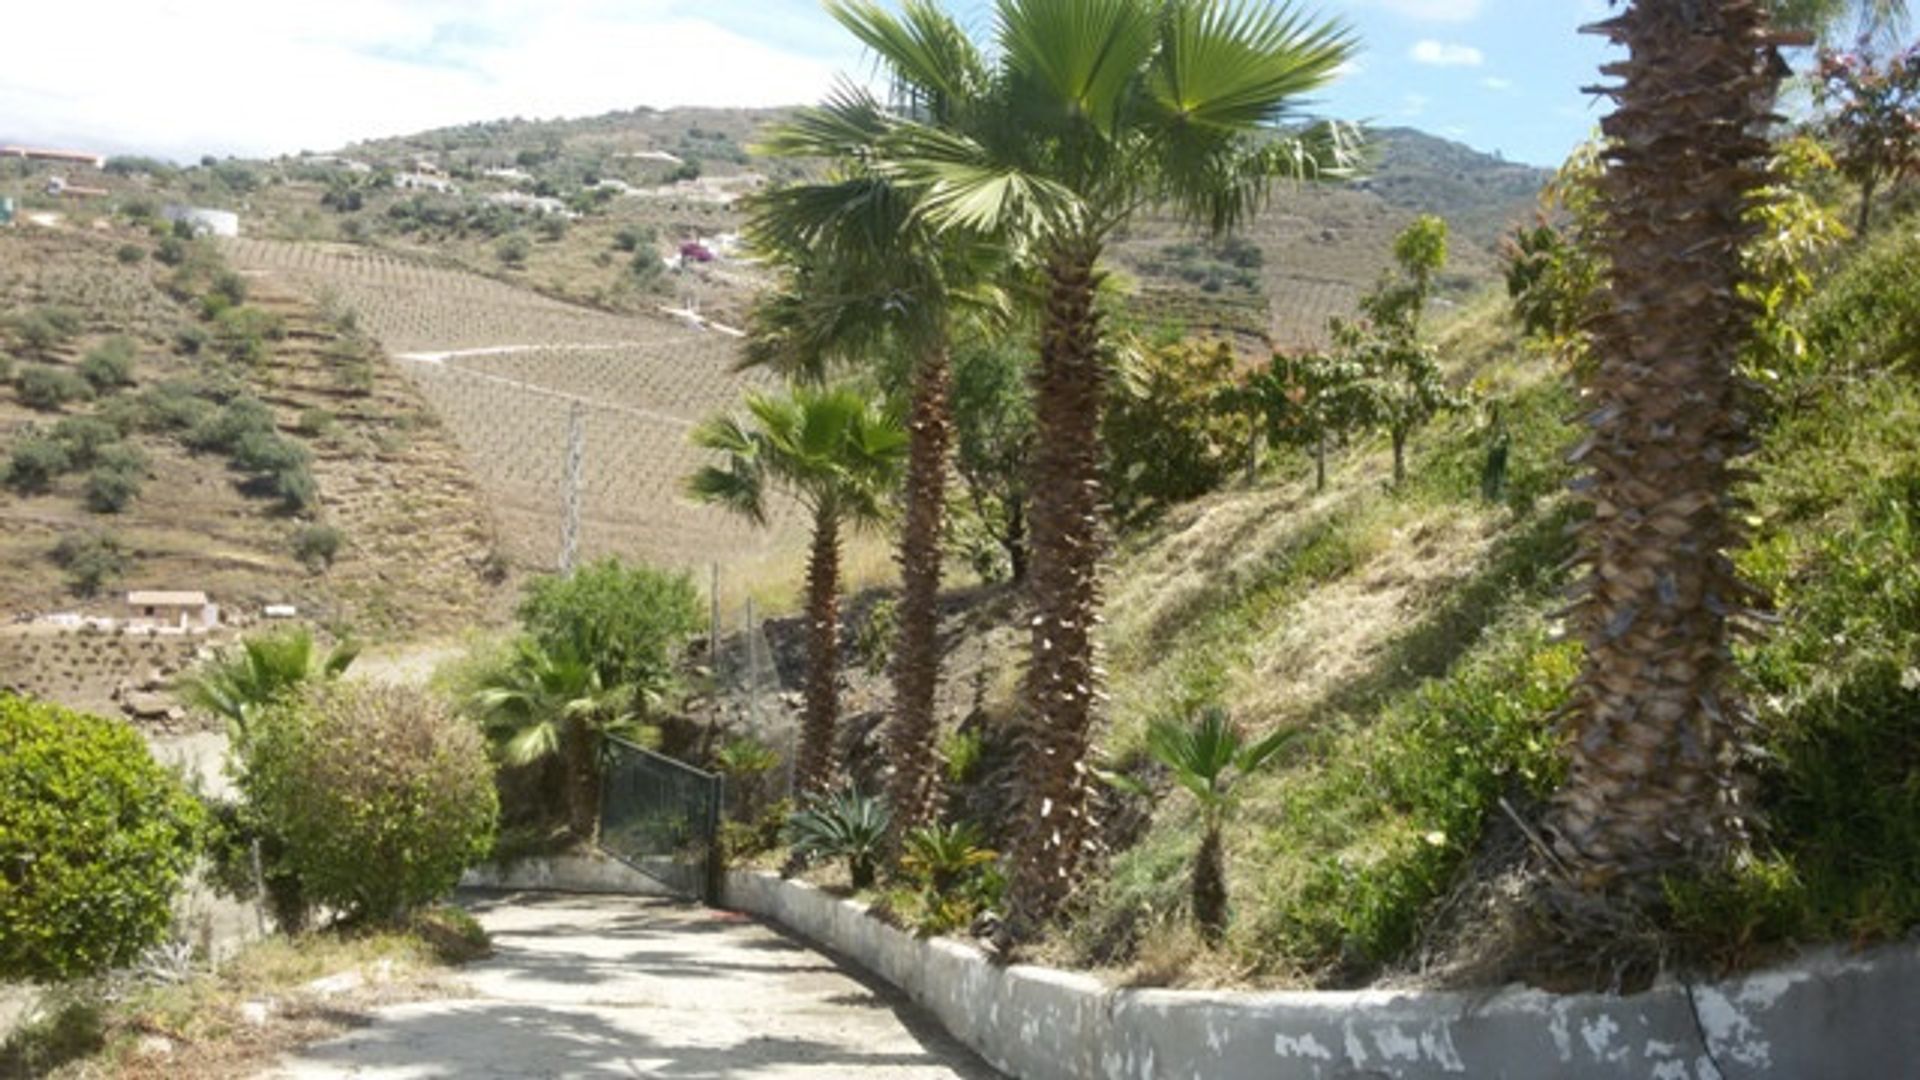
[1147,1,1356,131]
[995,0,1159,138]
[829,0,989,122]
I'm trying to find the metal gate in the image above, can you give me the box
[599,738,724,903]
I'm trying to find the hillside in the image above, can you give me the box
[0,224,512,712]
[24,108,1545,354]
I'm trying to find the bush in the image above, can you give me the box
[50,415,123,468]
[117,380,215,434]
[613,224,656,252]
[85,445,147,513]
[0,695,203,981]
[496,234,531,267]
[185,396,276,453]
[517,559,702,692]
[1103,338,1253,524]
[15,365,93,411]
[4,434,72,494]
[116,243,147,265]
[292,524,344,569]
[79,337,138,391]
[8,307,81,359]
[51,532,129,597]
[242,682,497,924]
[211,306,283,366]
[296,407,336,437]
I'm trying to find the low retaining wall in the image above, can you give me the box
[723,869,1919,1079]
[462,854,674,897]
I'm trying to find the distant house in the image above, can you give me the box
[619,150,685,166]
[162,205,240,238]
[2,145,106,170]
[125,591,219,631]
[486,191,569,215]
[44,176,109,199]
[483,167,535,183]
[394,172,459,195]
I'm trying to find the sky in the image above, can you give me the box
[0,1,1630,168]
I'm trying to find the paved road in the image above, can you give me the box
[270,892,999,1079]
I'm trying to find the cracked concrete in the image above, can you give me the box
[267,891,999,1079]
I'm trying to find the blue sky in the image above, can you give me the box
[4,1,1625,167]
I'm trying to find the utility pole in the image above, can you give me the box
[559,402,585,574]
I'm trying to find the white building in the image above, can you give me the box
[395,172,459,195]
[486,191,570,216]
[125,591,220,631]
[162,205,241,238]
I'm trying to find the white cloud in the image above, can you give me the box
[1410,40,1486,67]
[1402,93,1432,116]
[1331,59,1366,80]
[1368,0,1484,22]
[1481,76,1514,91]
[0,1,846,161]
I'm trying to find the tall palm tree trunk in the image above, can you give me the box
[1009,243,1107,931]
[1193,822,1228,945]
[565,719,599,843]
[797,508,844,796]
[887,344,953,839]
[1550,0,1780,899]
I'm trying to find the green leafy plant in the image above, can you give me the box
[468,637,658,841]
[899,821,1004,934]
[0,694,203,981]
[15,365,93,411]
[4,433,72,494]
[1104,337,1254,524]
[50,531,128,597]
[785,789,891,889]
[79,337,138,392]
[939,728,985,785]
[175,628,358,742]
[292,523,345,570]
[242,682,497,925]
[84,444,147,513]
[1102,706,1298,943]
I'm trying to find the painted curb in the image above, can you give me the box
[723,869,1920,1079]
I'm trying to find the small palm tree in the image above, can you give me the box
[689,387,907,795]
[1105,706,1296,943]
[175,628,358,743]
[470,638,654,842]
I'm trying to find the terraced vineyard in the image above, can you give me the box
[228,240,802,572]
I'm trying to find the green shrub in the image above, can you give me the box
[115,380,216,434]
[785,789,890,889]
[898,821,1004,933]
[85,445,147,513]
[273,463,319,513]
[79,337,138,391]
[186,396,276,453]
[496,234,531,267]
[8,307,82,359]
[1103,338,1253,524]
[15,365,93,411]
[296,407,336,437]
[51,532,129,597]
[211,306,283,366]
[242,682,497,924]
[116,243,147,265]
[155,235,189,267]
[0,695,203,981]
[292,524,345,569]
[613,224,656,252]
[231,429,308,474]
[51,415,123,468]
[517,558,702,692]
[4,434,72,494]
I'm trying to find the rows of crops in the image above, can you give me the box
[228,238,804,571]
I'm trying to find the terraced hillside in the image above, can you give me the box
[226,239,804,572]
[0,225,504,651]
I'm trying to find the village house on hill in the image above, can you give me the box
[125,590,219,632]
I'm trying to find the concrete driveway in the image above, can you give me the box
[269,891,999,1079]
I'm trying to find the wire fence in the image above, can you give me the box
[599,737,725,903]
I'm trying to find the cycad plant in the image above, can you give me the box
[469,638,653,842]
[1105,706,1296,943]
[175,627,358,743]
[835,0,1359,930]
[689,386,907,795]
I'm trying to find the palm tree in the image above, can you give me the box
[1102,706,1294,943]
[175,628,358,743]
[1768,0,1906,41]
[470,638,652,842]
[689,386,907,795]
[842,0,1359,930]
[746,67,1011,839]
[1550,0,1789,900]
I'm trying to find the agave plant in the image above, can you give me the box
[1104,705,1297,943]
[785,788,892,889]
